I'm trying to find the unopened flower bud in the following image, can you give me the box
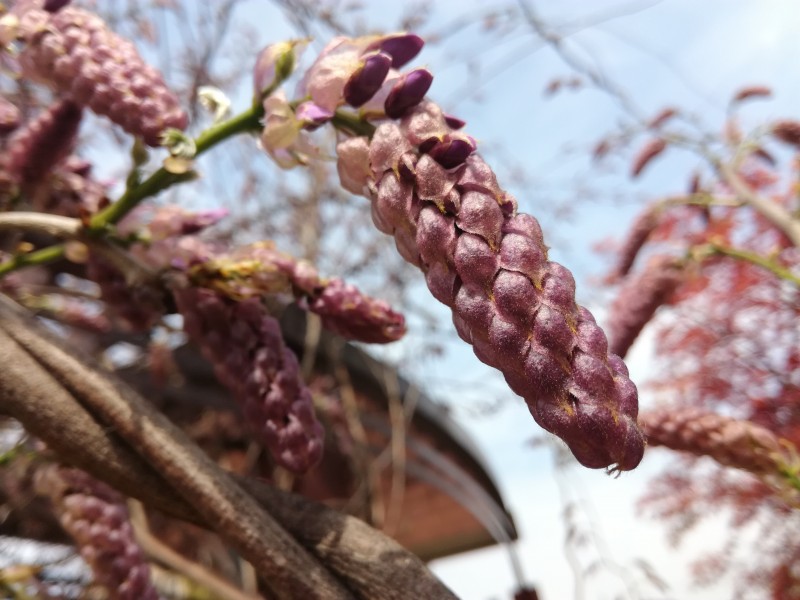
[4,99,82,185]
[606,255,684,358]
[367,33,424,68]
[384,68,433,118]
[43,0,71,12]
[443,113,466,130]
[253,39,306,100]
[771,120,800,149]
[344,51,392,107]
[16,5,187,146]
[35,465,158,600]
[174,288,324,473]
[425,133,477,169]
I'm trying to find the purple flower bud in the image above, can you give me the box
[295,101,334,130]
[384,68,433,118]
[426,133,477,169]
[606,255,683,358]
[368,33,425,68]
[44,0,71,12]
[190,242,406,345]
[444,113,466,130]
[344,51,392,107]
[175,288,324,473]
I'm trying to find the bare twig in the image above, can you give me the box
[128,500,263,600]
[715,160,800,248]
[0,212,81,238]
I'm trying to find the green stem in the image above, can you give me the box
[331,110,376,138]
[707,243,800,287]
[88,103,265,232]
[0,245,66,278]
[779,467,800,496]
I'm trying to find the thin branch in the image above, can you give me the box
[88,100,266,231]
[701,243,800,287]
[516,0,644,120]
[0,213,81,238]
[0,245,66,278]
[128,500,263,600]
[714,160,800,248]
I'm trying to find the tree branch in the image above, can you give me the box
[0,213,81,238]
[0,295,458,600]
[0,296,352,600]
[715,160,800,248]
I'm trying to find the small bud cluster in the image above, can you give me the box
[605,255,684,358]
[329,85,645,468]
[190,241,406,344]
[3,98,82,185]
[607,206,662,281]
[301,33,426,115]
[630,138,667,178]
[258,33,432,168]
[34,464,158,600]
[771,120,800,149]
[85,253,164,332]
[12,4,187,146]
[640,407,794,476]
[174,287,324,473]
[254,30,654,470]
[27,156,107,217]
[117,204,226,270]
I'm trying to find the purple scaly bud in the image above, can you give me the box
[335,111,645,471]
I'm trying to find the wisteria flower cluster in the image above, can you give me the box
[254,32,646,470]
[34,464,159,600]
[5,1,187,145]
[640,407,797,478]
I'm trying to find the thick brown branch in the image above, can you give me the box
[0,297,458,600]
[0,297,352,600]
